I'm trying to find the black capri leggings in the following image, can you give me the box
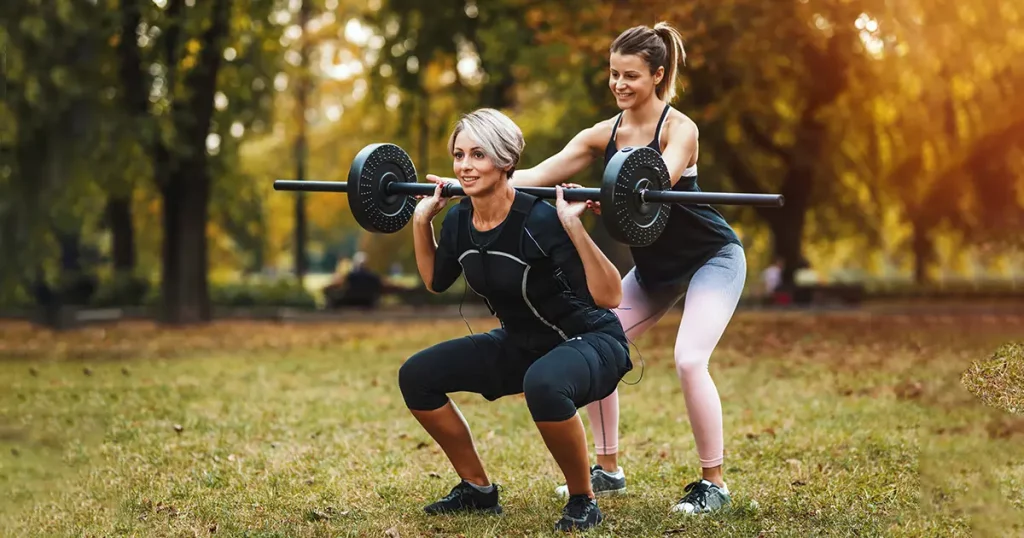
[398,325,632,422]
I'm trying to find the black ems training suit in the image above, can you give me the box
[399,191,632,422]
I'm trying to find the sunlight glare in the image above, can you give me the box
[385,89,401,110]
[275,73,289,91]
[206,133,221,155]
[345,19,371,46]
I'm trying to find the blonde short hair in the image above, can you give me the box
[447,108,525,178]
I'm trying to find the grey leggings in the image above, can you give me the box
[585,242,746,468]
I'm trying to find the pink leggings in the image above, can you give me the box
[586,243,746,468]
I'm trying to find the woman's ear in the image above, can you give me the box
[654,65,665,86]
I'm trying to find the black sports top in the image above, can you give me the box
[604,104,742,289]
[432,191,620,347]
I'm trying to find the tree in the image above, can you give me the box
[1,0,120,308]
[843,0,1024,282]
[117,0,284,322]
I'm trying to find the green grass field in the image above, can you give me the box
[1,309,1022,537]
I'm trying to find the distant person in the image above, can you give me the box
[340,251,382,307]
[761,256,786,305]
[323,253,383,308]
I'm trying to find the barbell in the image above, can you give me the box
[273,143,784,247]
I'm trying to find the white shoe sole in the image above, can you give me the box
[555,485,627,498]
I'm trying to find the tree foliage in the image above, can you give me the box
[2,0,1021,312]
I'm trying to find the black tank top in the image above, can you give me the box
[454,191,619,347]
[604,105,742,289]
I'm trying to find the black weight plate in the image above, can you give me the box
[347,143,418,234]
[600,146,671,247]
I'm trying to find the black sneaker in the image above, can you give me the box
[555,465,626,497]
[423,480,503,515]
[554,494,603,532]
[670,479,731,514]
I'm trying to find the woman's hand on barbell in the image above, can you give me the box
[413,176,452,223]
[555,183,592,226]
[424,174,459,189]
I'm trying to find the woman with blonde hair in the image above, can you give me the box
[400,108,632,532]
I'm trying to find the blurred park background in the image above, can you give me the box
[3,3,1024,536]
[2,0,1023,325]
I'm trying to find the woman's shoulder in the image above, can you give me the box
[445,198,472,217]
[525,198,560,227]
[578,116,619,147]
[524,199,566,235]
[521,200,568,256]
[663,107,699,139]
[439,199,470,229]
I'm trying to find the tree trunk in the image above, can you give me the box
[911,219,932,285]
[293,0,311,280]
[107,197,136,272]
[768,207,806,287]
[156,0,232,324]
[8,126,48,290]
[160,171,211,323]
[57,230,97,305]
[773,166,813,286]
[293,135,308,279]
[58,231,82,273]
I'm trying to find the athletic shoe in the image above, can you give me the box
[554,494,603,532]
[670,479,731,514]
[423,480,503,515]
[554,465,626,497]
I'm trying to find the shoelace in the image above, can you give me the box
[441,482,475,502]
[441,481,500,503]
[678,481,711,509]
[563,495,594,519]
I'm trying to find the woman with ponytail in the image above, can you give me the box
[429,22,746,515]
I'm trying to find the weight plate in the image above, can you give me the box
[600,146,671,247]
[347,143,418,234]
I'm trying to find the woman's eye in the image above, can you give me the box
[473,152,484,159]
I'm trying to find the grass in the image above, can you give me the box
[0,309,1022,537]
[962,342,1024,415]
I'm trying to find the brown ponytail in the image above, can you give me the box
[610,22,687,102]
[653,22,685,102]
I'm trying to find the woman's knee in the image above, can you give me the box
[523,367,576,422]
[673,345,711,377]
[397,355,419,397]
[398,352,444,410]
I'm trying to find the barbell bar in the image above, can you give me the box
[272,180,782,206]
[273,143,785,247]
